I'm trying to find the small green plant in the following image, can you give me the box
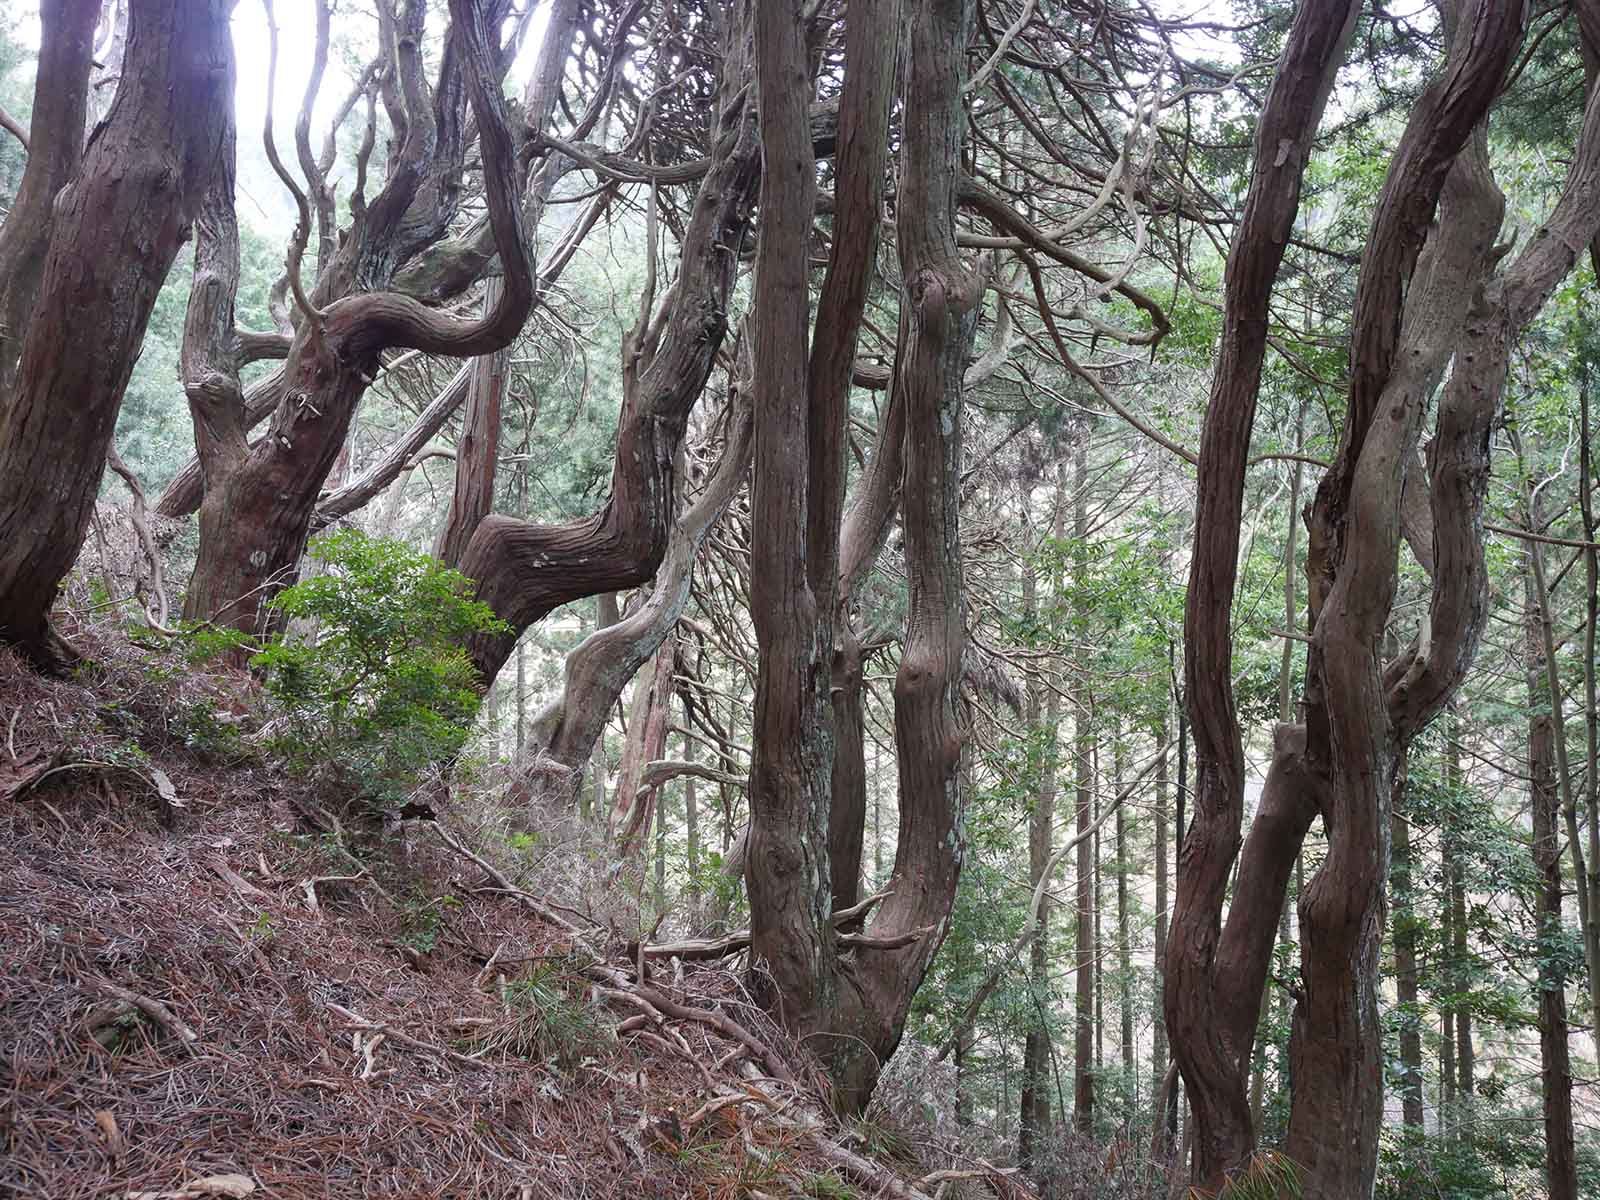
[1192,1150,1303,1200]
[247,910,277,944]
[472,961,611,1068]
[806,1171,857,1199]
[249,529,507,812]
[175,621,258,666]
[397,892,459,953]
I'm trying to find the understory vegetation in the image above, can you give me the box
[3,0,1600,1198]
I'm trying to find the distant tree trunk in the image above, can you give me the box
[1072,433,1095,1135]
[609,637,675,856]
[684,752,700,923]
[1445,712,1475,1119]
[1391,768,1425,1132]
[1018,465,1061,1170]
[1523,463,1578,1200]
[1116,737,1133,1123]
[654,782,668,911]
[0,0,233,669]
[1151,708,1170,1099]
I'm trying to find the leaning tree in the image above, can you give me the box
[0,0,234,669]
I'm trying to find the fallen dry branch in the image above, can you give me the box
[325,1001,488,1071]
[432,822,591,939]
[0,747,54,801]
[636,887,893,961]
[88,979,201,1050]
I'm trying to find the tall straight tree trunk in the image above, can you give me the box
[1151,708,1170,1103]
[1018,461,1062,1170]
[1578,373,1600,1047]
[745,0,836,1052]
[1526,527,1578,1200]
[1445,712,1475,1120]
[1072,432,1095,1135]
[1391,769,1425,1131]
[1116,736,1133,1122]
[684,755,700,924]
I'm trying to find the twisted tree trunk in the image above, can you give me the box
[182,0,534,635]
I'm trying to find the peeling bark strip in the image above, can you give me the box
[0,0,235,669]
[1168,0,1359,1186]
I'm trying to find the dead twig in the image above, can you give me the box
[89,980,200,1051]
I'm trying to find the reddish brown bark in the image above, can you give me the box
[0,0,234,668]
[746,0,836,1045]
[1167,0,1359,1184]
[182,0,534,633]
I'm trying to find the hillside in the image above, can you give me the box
[0,635,1022,1200]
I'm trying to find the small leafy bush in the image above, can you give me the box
[249,529,506,811]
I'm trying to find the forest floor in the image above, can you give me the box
[0,635,1007,1200]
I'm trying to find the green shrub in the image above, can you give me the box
[249,529,507,811]
[474,960,611,1068]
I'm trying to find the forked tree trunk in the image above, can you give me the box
[1166,0,1360,1182]
[0,0,234,669]
[821,0,981,1113]
[742,0,978,1116]
[1169,0,1539,1191]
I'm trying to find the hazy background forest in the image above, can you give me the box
[2,0,1600,1197]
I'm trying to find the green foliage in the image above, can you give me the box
[396,891,459,954]
[250,529,506,811]
[475,960,612,1068]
